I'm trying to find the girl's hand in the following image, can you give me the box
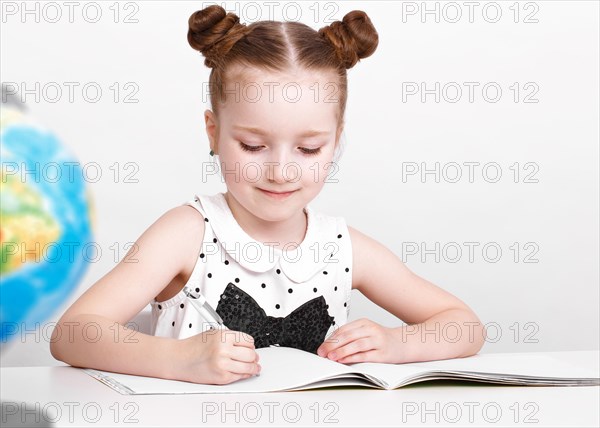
[176,329,261,384]
[316,318,403,364]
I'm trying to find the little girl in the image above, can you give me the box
[51,5,485,385]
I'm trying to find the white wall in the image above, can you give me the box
[1,1,598,366]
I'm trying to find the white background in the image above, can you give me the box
[1,0,598,366]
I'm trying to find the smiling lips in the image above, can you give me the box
[258,188,297,199]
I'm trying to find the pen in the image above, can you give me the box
[183,287,275,347]
[182,286,227,331]
[183,286,261,377]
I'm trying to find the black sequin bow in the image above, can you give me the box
[216,282,334,354]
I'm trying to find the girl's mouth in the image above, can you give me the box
[258,188,297,199]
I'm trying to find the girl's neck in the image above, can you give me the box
[223,191,308,251]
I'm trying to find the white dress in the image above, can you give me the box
[150,192,353,354]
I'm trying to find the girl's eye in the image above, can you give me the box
[239,142,321,156]
[299,147,321,156]
[239,142,262,152]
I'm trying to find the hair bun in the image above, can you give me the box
[187,5,249,68]
[319,10,379,69]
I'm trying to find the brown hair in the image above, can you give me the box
[187,5,379,129]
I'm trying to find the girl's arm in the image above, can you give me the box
[50,205,206,380]
[317,225,486,364]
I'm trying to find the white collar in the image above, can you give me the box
[195,192,336,283]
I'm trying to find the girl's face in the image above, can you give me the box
[206,68,342,223]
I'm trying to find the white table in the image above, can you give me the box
[1,351,598,427]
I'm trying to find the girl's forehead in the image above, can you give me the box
[219,67,340,126]
[221,90,338,126]
[231,64,337,82]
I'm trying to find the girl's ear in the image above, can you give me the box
[204,109,219,153]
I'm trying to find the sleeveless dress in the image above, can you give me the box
[150,192,353,354]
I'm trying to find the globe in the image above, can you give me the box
[0,94,95,344]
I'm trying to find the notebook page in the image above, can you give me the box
[342,361,442,388]
[347,352,600,389]
[84,346,370,394]
[409,353,599,379]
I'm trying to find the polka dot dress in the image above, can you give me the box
[150,192,353,354]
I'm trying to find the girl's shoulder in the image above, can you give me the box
[169,199,208,264]
[54,199,208,327]
[149,200,207,302]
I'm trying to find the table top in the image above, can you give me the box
[2,350,599,427]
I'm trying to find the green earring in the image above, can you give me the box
[209,150,214,156]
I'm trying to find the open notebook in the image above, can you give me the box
[84,347,600,395]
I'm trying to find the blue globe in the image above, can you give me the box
[0,96,94,344]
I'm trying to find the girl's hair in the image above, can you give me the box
[187,5,379,129]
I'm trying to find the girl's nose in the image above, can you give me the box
[265,161,287,184]
[265,151,292,183]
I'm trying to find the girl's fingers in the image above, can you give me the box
[325,325,372,352]
[226,359,262,376]
[333,337,374,360]
[339,349,378,364]
[229,346,259,364]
